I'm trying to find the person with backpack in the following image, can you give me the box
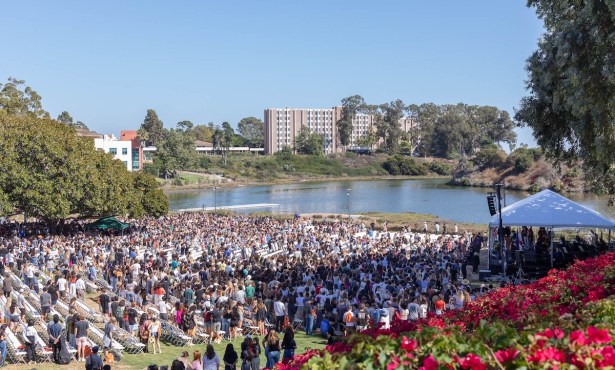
[85,346,103,370]
[356,303,368,331]
[343,305,355,336]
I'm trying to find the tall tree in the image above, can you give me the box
[139,109,164,146]
[237,117,264,147]
[221,122,235,166]
[516,0,615,196]
[379,100,405,154]
[336,95,366,148]
[0,77,49,118]
[56,111,74,126]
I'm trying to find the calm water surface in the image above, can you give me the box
[167,179,614,225]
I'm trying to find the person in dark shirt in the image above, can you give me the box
[86,346,103,370]
[127,303,139,335]
[40,287,52,315]
[74,315,89,361]
[47,314,63,363]
[99,289,110,318]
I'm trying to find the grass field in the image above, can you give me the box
[9,332,326,370]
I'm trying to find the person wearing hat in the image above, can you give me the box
[86,346,103,370]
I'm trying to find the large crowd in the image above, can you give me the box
[0,212,489,369]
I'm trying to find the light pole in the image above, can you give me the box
[495,183,505,278]
[347,188,351,219]
[213,186,218,212]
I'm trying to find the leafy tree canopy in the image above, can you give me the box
[139,109,164,146]
[516,0,615,197]
[237,117,264,147]
[0,77,49,118]
[294,126,324,156]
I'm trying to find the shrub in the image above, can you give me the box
[383,156,428,176]
[507,147,535,173]
[429,161,452,175]
[472,146,507,170]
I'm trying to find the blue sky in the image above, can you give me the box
[1,1,543,146]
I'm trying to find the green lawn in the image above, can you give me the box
[9,332,325,370]
[121,332,326,369]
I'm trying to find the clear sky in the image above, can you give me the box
[1,1,543,146]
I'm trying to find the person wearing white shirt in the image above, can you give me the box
[158,300,168,321]
[57,277,67,298]
[76,276,86,299]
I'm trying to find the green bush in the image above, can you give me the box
[472,146,507,169]
[383,156,428,176]
[507,147,535,173]
[429,161,452,175]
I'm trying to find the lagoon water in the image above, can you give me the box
[167,178,614,224]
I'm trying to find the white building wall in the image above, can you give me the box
[94,135,134,172]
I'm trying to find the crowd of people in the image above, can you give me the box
[0,213,489,368]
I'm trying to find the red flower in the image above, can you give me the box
[538,328,565,340]
[593,346,615,368]
[400,336,417,352]
[528,347,566,363]
[569,354,586,369]
[494,347,519,364]
[587,326,612,344]
[387,355,401,370]
[569,330,587,346]
[419,355,439,370]
[459,353,486,370]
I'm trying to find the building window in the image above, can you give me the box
[122,148,128,155]
[109,148,117,155]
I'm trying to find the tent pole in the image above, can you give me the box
[550,227,554,269]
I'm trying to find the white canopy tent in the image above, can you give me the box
[488,189,615,271]
[489,189,615,229]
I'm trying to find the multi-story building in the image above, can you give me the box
[120,130,144,171]
[93,134,136,172]
[264,108,338,155]
[264,106,420,155]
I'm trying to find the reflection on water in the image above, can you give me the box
[167,179,614,224]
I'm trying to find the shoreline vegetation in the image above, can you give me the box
[157,152,589,196]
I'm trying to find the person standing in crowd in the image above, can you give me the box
[103,317,116,350]
[250,337,261,370]
[192,351,202,370]
[74,314,89,362]
[148,317,162,354]
[23,320,37,364]
[202,344,220,370]
[223,343,238,370]
[281,326,296,362]
[178,351,192,370]
[265,330,281,369]
[0,324,6,367]
[85,346,104,370]
[240,337,252,370]
[47,314,63,363]
[273,296,286,332]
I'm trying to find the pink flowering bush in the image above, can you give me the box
[278,252,615,369]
